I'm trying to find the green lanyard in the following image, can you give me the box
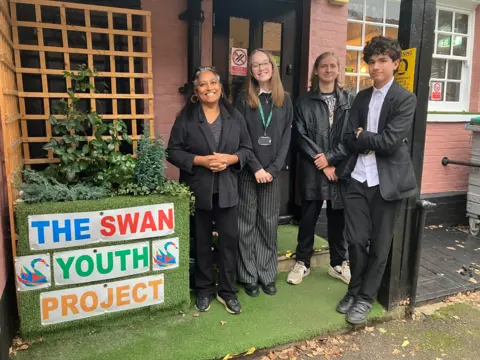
[258,101,273,136]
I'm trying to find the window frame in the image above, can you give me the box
[428,6,474,112]
[345,0,400,94]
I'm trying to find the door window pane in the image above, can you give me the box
[447,60,462,80]
[346,50,358,73]
[436,34,451,55]
[431,58,446,79]
[348,0,364,21]
[385,26,398,39]
[452,36,467,57]
[454,13,469,34]
[365,24,382,44]
[446,82,460,102]
[263,22,282,68]
[438,10,453,32]
[365,0,384,23]
[359,77,373,91]
[345,76,357,94]
[229,17,250,102]
[386,0,400,25]
[347,22,362,47]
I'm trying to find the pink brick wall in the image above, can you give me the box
[141,0,212,179]
[308,0,348,87]
[470,6,480,112]
[422,123,471,194]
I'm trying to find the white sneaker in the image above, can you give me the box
[328,261,351,284]
[287,261,310,285]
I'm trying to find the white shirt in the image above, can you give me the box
[351,78,394,187]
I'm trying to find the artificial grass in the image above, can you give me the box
[14,194,190,336]
[15,266,384,360]
[277,224,328,255]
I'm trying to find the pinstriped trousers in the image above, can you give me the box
[237,170,281,285]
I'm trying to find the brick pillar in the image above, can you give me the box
[308,0,348,87]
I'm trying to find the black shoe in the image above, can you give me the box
[346,300,373,325]
[261,282,277,296]
[217,295,242,314]
[195,295,214,312]
[243,283,260,297]
[336,295,355,314]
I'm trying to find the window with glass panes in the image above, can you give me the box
[429,8,471,110]
[345,0,400,94]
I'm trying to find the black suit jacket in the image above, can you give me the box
[167,104,253,210]
[340,81,418,201]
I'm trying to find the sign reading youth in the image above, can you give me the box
[28,204,175,250]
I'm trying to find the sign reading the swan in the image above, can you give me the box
[152,238,179,270]
[28,204,175,250]
[15,254,51,291]
[53,242,150,286]
[40,274,165,325]
[395,48,417,93]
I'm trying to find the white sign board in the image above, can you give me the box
[28,203,175,250]
[15,254,51,291]
[230,47,248,76]
[53,242,150,286]
[152,238,180,271]
[40,274,164,325]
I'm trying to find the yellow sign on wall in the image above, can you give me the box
[395,48,417,93]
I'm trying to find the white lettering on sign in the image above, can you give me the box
[40,274,164,325]
[53,242,150,286]
[28,203,175,250]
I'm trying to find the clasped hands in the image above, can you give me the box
[314,154,337,182]
[199,152,232,172]
[254,169,273,184]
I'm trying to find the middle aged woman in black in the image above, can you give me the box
[167,66,252,315]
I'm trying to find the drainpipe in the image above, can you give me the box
[178,0,204,96]
[408,199,437,315]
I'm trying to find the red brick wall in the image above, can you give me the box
[421,122,471,194]
[308,0,348,87]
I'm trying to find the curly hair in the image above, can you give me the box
[363,36,402,63]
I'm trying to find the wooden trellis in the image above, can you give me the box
[10,0,153,167]
[0,0,21,250]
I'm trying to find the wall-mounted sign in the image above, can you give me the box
[152,238,179,271]
[28,204,175,250]
[40,274,164,325]
[15,254,51,291]
[431,81,442,101]
[395,48,416,93]
[231,47,248,76]
[53,242,150,286]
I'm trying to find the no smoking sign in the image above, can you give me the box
[231,47,248,76]
[431,81,442,101]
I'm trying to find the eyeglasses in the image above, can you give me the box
[251,61,272,71]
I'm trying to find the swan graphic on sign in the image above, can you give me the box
[152,238,179,270]
[15,254,51,291]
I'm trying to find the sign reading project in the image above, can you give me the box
[28,203,175,250]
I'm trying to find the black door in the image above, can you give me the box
[213,0,299,217]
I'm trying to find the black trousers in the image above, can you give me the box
[195,195,238,301]
[295,200,347,268]
[343,179,401,303]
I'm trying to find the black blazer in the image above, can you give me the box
[341,81,418,201]
[167,104,253,210]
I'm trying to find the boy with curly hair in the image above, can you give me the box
[336,36,418,324]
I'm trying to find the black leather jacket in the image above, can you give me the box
[294,88,355,208]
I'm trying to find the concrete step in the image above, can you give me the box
[277,249,330,273]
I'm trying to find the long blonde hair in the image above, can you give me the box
[310,52,343,92]
[246,49,285,109]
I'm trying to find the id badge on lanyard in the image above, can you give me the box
[258,101,273,146]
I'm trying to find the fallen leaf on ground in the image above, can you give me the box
[260,357,270,360]
[193,313,199,317]
[365,326,375,332]
[457,245,465,248]
[453,315,460,320]
[393,349,402,355]
[446,247,456,251]
[306,340,317,348]
[306,355,313,358]
[285,251,293,258]
[220,320,226,326]
[245,347,256,355]
[378,328,387,333]
[469,278,478,284]
[474,248,480,251]
[351,344,360,351]
[222,354,233,360]
[402,340,410,347]
[17,344,30,351]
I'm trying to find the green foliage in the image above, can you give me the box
[134,124,166,191]
[42,65,135,187]
[19,169,110,203]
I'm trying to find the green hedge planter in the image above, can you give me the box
[15,194,190,336]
